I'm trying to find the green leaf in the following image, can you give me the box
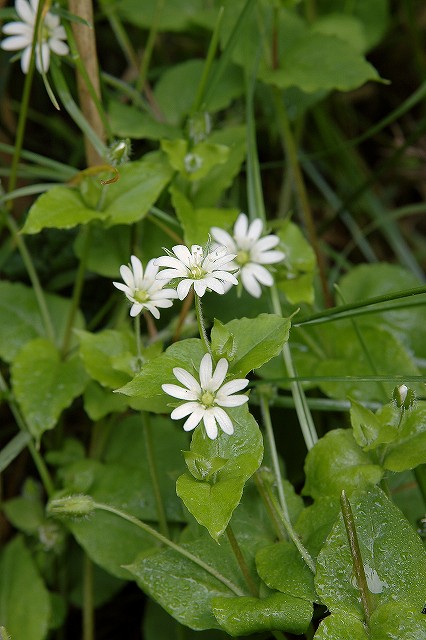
[211,314,291,377]
[276,219,316,305]
[161,139,229,181]
[295,497,341,558]
[369,602,426,639]
[261,32,381,93]
[74,223,131,278]
[383,402,426,472]
[126,534,247,630]
[350,399,397,450]
[315,487,426,618]
[153,59,244,125]
[0,536,51,640]
[109,101,181,141]
[311,15,368,53]
[76,329,137,389]
[303,429,383,500]
[118,338,205,412]
[170,185,238,246]
[83,381,129,420]
[11,338,88,441]
[21,186,105,234]
[117,0,214,32]
[22,153,173,233]
[211,591,313,636]
[314,612,369,640]
[316,0,389,49]
[143,600,229,640]
[176,405,263,540]
[0,281,85,363]
[255,541,316,602]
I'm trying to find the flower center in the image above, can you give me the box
[134,289,150,303]
[236,249,250,266]
[189,265,206,280]
[200,390,215,407]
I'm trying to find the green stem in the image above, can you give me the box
[135,0,162,94]
[135,314,142,366]
[192,6,225,112]
[61,224,92,357]
[258,390,290,521]
[82,553,94,640]
[92,501,245,595]
[0,371,55,498]
[271,87,331,306]
[270,287,318,451]
[7,0,43,199]
[254,471,287,541]
[226,525,258,597]
[262,475,316,574]
[340,491,374,625]
[414,465,426,510]
[3,211,55,343]
[195,294,212,355]
[141,412,170,539]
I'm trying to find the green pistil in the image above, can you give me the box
[201,390,215,407]
[190,266,205,279]
[134,289,149,303]
[236,249,250,266]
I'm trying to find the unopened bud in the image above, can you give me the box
[107,138,131,166]
[186,111,211,144]
[48,495,95,518]
[0,627,11,640]
[393,384,415,411]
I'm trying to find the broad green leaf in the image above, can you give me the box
[154,59,244,125]
[382,402,426,472]
[315,487,426,618]
[83,381,129,420]
[21,186,105,234]
[0,281,85,363]
[126,534,247,630]
[369,602,426,639]
[161,139,229,181]
[303,429,383,500]
[76,329,137,389]
[211,314,291,377]
[314,612,368,640]
[143,600,229,640]
[350,399,397,450]
[117,0,214,32]
[22,153,173,232]
[118,338,205,412]
[338,263,426,360]
[74,223,131,278]
[176,405,263,540]
[211,591,313,636]
[170,185,238,246]
[2,495,44,535]
[276,219,316,305]
[191,126,247,208]
[255,541,316,602]
[0,536,51,640]
[261,32,381,93]
[109,101,181,140]
[311,15,367,53]
[69,509,155,580]
[295,497,341,558]
[316,0,389,49]
[11,338,88,441]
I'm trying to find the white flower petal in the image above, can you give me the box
[254,235,281,252]
[245,263,274,286]
[1,34,31,49]
[172,244,193,267]
[130,255,143,283]
[203,409,218,439]
[252,249,285,265]
[199,353,213,388]
[213,407,234,435]
[208,358,228,392]
[119,264,135,290]
[170,402,201,419]
[49,38,68,56]
[215,394,249,407]
[129,303,143,317]
[16,0,35,24]
[247,218,263,243]
[193,280,208,297]
[217,378,249,397]
[21,45,31,72]
[210,227,236,252]
[144,258,160,280]
[183,406,205,432]
[234,213,249,240]
[2,21,32,36]
[162,384,199,401]
[241,267,262,297]
[172,367,200,392]
[177,278,194,300]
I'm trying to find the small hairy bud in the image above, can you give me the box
[107,138,131,166]
[48,494,95,518]
[392,384,415,411]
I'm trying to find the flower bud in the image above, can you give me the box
[186,111,211,144]
[107,138,131,166]
[393,384,415,411]
[0,627,11,640]
[48,495,95,518]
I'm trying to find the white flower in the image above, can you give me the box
[113,255,177,319]
[1,0,69,74]
[210,213,285,298]
[155,244,239,300]
[162,353,249,440]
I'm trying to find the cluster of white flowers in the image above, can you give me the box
[113,214,284,440]
[1,0,69,74]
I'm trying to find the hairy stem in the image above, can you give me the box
[195,294,212,355]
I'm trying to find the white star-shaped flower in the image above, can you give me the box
[1,0,69,74]
[113,255,177,319]
[210,213,285,298]
[162,353,249,440]
[154,244,239,300]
